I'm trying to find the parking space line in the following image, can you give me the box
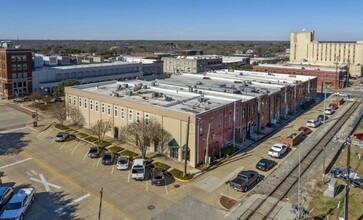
[20,150,133,219]
[30,174,62,192]
[165,185,168,194]
[96,158,101,167]
[128,170,131,182]
[38,128,54,139]
[0,158,32,169]
[111,165,115,174]
[0,126,27,134]
[82,151,89,161]
[71,142,81,155]
[59,143,67,150]
[146,180,148,192]
[54,194,90,213]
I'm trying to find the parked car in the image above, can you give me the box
[334,92,349,97]
[324,108,334,115]
[350,178,363,189]
[354,133,363,140]
[55,132,69,142]
[330,167,358,180]
[150,168,165,186]
[306,119,321,128]
[352,140,363,148]
[317,114,328,122]
[116,156,130,170]
[255,159,277,172]
[298,127,312,136]
[0,187,35,220]
[268,143,288,158]
[87,146,102,158]
[131,159,146,180]
[359,81,363,86]
[0,186,14,208]
[229,170,260,192]
[329,104,337,110]
[101,152,115,165]
[12,97,28,102]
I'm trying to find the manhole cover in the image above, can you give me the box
[174,184,180,188]
[148,205,155,210]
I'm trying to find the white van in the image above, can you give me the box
[131,159,146,180]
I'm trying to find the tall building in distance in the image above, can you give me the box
[0,45,32,99]
[290,31,363,75]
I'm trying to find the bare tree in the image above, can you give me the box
[152,121,172,155]
[51,102,67,126]
[90,119,113,143]
[29,91,44,101]
[67,105,84,126]
[120,118,156,159]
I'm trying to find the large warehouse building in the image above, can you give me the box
[65,70,317,167]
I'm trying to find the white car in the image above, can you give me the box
[324,108,334,115]
[131,159,146,180]
[0,187,35,220]
[116,156,130,170]
[306,119,321,128]
[268,143,288,158]
[334,92,349,97]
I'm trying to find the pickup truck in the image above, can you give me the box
[268,143,288,158]
[131,159,146,180]
[0,187,35,220]
[334,92,349,98]
[229,170,260,192]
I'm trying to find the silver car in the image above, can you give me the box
[116,156,130,170]
[55,132,69,142]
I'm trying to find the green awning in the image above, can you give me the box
[168,139,179,149]
[182,144,190,151]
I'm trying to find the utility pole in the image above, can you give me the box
[205,123,211,167]
[184,116,190,177]
[98,187,103,220]
[344,140,351,220]
[297,149,301,219]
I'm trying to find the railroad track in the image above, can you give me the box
[238,98,362,220]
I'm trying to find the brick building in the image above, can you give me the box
[0,48,32,99]
[65,70,316,167]
[253,64,346,90]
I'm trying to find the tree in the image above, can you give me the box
[152,121,172,155]
[51,102,67,126]
[67,105,84,126]
[29,91,44,101]
[120,118,157,159]
[52,80,80,97]
[90,119,113,143]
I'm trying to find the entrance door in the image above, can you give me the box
[114,127,119,139]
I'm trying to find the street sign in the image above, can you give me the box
[32,112,36,118]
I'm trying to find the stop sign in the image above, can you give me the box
[32,112,36,118]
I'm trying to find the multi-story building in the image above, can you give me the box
[121,56,163,76]
[32,61,142,94]
[253,64,347,90]
[290,31,363,76]
[162,55,223,74]
[65,70,316,167]
[0,48,32,99]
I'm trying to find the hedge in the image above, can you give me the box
[170,169,193,180]
[221,146,236,157]
[108,146,124,154]
[152,162,171,171]
[85,136,98,142]
[94,140,112,147]
[119,150,138,158]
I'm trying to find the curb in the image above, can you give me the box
[26,121,55,132]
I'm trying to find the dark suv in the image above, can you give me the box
[101,152,115,165]
[0,186,14,208]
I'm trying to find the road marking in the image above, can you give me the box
[96,158,101,167]
[59,143,67,150]
[30,170,38,175]
[37,128,53,139]
[111,165,115,174]
[82,151,89,161]
[54,194,91,213]
[0,126,27,133]
[128,170,131,182]
[26,171,32,177]
[146,180,148,192]
[30,174,62,192]
[165,184,168,194]
[0,158,32,169]
[71,142,81,155]
[20,151,132,219]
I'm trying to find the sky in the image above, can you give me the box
[1,0,363,41]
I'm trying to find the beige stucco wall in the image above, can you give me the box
[65,87,198,167]
[290,32,363,75]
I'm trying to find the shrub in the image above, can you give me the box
[55,124,69,130]
[85,136,98,142]
[119,150,138,158]
[152,162,171,171]
[94,140,111,147]
[108,146,124,154]
[77,132,88,138]
[221,146,236,157]
[170,169,193,180]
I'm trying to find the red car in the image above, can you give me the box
[298,127,312,136]
[354,133,363,140]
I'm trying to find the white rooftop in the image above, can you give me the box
[34,61,139,71]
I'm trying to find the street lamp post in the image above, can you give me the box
[98,187,103,220]
[344,138,351,220]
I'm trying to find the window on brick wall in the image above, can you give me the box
[121,108,125,119]
[129,110,133,121]
[218,115,222,129]
[101,103,105,113]
[84,98,87,109]
[107,105,111,115]
[95,101,99,112]
[90,100,93,110]
[79,98,82,107]
[114,106,118,117]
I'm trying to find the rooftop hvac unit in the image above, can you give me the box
[127,91,133,96]
[151,81,156,86]
[196,81,202,85]
[142,85,148,89]
[116,85,122,91]
[151,92,156,98]
[188,86,193,92]
[122,84,129,89]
